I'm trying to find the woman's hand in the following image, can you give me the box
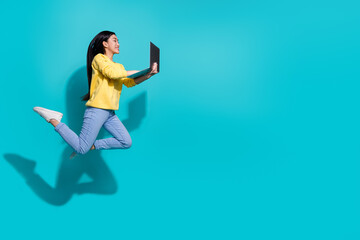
[133,62,159,85]
[146,62,158,79]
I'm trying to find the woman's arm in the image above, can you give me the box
[134,63,158,85]
[93,54,128,80]
[127,70,140,76]
[134,74,150,85]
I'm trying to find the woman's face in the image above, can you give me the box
[103,34,120,54]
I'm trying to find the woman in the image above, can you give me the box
[33,30,158,158]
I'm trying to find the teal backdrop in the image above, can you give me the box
[0,0,359,239]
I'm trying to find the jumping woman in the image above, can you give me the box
[33,30,158,158]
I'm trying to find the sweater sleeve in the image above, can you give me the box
[122,78,137,88]
[92,54,128,80]
[119,64,136,88]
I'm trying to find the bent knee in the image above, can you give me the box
[123,138,132,149]
[76,146,91,155]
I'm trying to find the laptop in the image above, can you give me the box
[127,41,160,79]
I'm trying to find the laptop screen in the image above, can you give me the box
[150,42,160,73]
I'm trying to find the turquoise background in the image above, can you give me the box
[1,0,359,239]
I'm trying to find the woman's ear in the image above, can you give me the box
[102,41,108,48]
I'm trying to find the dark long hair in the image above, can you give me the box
[81,30,116,101]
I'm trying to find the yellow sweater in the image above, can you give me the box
[85,53,136,110]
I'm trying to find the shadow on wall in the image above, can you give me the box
[3,66,147,206]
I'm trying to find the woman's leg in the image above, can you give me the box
[93,111,132,150]
[54,107,111,154]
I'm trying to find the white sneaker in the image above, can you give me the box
[33,106,63,123]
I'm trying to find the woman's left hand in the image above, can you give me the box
[146,62,158,79]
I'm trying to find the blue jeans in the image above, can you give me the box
[54,107,132,154]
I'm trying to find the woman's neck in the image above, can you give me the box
[104,52,114,62]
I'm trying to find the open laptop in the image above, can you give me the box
[127,41,160,79]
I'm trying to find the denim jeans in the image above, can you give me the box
[54,107,132,154]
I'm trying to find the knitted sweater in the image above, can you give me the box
[85,53,136,110]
